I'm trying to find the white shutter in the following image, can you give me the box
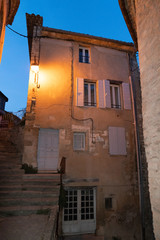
[117,127,127,155]
[122,83,131,110]
[105,80,111,108]
[109,127,118,155]
[77,78,84,106]
[98,80,105,108]
[108,127,127,155]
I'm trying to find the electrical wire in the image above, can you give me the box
[6,25,28,38]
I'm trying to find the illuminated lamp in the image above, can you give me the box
[31,63,39,73]
[31,63,40,88]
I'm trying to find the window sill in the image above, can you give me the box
[79,61,90,64]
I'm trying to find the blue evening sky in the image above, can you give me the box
[0,0,132,116]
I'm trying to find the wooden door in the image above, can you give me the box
[37,129,59,171]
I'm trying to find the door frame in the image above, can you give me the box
[62,187,96,235]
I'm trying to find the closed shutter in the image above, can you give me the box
[105,80,111,108]
[98,80,111,108]
[77,78,84,106]
[98,80,105,108]
[108,127,127,155]
[122,83,131,110]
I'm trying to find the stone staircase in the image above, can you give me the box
[0,131,61,217]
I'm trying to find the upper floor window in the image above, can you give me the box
[110,84,121,109]
[79,47,90,63]
[84,81,96,107]
[76,78,131,110]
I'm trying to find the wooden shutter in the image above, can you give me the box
[98,80,105,108]
[98,80,111,108]
[77,78,84,106]
[108,127,127,155]
[122,83,131,110]
[105,80,111,108]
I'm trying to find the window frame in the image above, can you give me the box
[79,47,90,63]
[84,81,96,107]
[73,132,86,151]
[110,83,121,109]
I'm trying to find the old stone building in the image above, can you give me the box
[119,1,160,239]
[23,13,142,239]
[0,0,20,62]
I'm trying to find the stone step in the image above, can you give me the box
[0,185,60,192]
[63,234,104,240]
[23,174,60,180]
[0,163,22,169]
[0,152,21,157]
[0,169,24,175]
[0,197,59,207]
[0,205,56,216]
[0,174,23,181]
[0,191,59,198]
[0,179,60,186]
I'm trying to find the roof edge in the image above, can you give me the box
[118,0,137,49]
[42,26,136,53]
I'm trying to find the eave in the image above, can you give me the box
[118,0,138,49]
[42,27,136,53]
[7,0,20,25]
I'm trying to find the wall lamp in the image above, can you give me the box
[31,63,40,88]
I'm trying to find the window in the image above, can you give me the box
[79,47,90,63]
[110,84,121,109]
[105,198,112,209]
[84,82,96,106]
[77,78,131,110]
[108,127,127,155]
[98,80,131,110]
[73,132,85,150]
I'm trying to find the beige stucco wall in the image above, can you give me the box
[134,1,160,239]
[24,36,141,239]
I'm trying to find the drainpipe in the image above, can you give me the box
[129,65,145,240]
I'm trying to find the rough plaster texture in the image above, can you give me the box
[134,1,160,239]
[24,22,141,239]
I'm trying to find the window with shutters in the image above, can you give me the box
[108,127,127,155]
[84,81,96,107]
[79,47,90,63]
[110,84,121,109]
[73,132,85,151]
[77,78,131,110]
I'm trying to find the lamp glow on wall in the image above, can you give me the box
[31,63,40,89]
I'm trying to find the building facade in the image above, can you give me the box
[0,0,20,61]
[23,14,142,240]
[119,1,160,239]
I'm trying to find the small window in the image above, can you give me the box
[73,132,85,151]
[84,81,96,107]
[79,47,90,63]
[105,198,112,209]
[110,84,121,109]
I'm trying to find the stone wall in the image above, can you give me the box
[130,53,155,240]
[135,1,160,239]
